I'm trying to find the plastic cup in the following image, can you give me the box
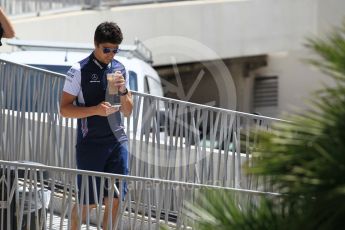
[107,73,118,95]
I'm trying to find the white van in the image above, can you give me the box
[0,39,164,97]
[0,39,167,135]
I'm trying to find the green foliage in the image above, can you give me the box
[188,20,345,229]
[306,21,345,82]
[186,188,290,230]
[250,22,345,229]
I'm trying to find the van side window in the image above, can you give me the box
[145,75,162,95]
[128,71,138,91]
[144,76,150,94]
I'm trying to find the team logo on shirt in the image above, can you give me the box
[90,74,100,83]
[67,68,76,78]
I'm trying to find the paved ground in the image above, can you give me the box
[46,213,99,230]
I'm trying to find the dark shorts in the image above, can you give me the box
[76,141,129,204]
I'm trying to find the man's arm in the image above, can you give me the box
[0,8,15,38]
[60,92,118,118]
[119,90,133,117]
[114,70,133,117]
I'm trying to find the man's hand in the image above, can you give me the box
[109,71,133,117]
[95,102,120,116]
[114,71,127,93]
[0,7,15,38]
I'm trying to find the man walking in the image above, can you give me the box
[60,21,132,229]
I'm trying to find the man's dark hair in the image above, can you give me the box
[94,22,123,45]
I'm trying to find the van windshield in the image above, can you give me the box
[30,64,71,75]
[30,65,140,92]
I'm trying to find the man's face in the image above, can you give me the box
[94,42,119,64]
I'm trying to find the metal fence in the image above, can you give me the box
[0,160,280,229]
[3,0,195,16]
[0,58,285,193]
[128,92,285,191]
[0,58,286,228]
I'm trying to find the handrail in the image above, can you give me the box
[0,160,281,229]
[0,56,66,79]
[132,90,288,122]
[0,160,280,197]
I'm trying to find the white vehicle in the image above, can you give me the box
[0,39,167,136]
[0,39,164,97]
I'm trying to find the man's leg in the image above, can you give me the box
[103,197,119,230]
[74,143,106,229]
[71,204,97,230]
[71,204,79,230]
[103,142,128,229]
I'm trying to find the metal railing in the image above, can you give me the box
[0,58,286,228]
[0,160,280,229]
[0,58,286,193]
[127,91,286,192]
[4,0,196,16]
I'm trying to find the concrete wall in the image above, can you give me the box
[10,0,317,65]
[254,51,325,116]
[6,0,345,115]
[254,0,345,117]
[317,0,345,35]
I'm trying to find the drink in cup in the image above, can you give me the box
[107,71,120,95]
